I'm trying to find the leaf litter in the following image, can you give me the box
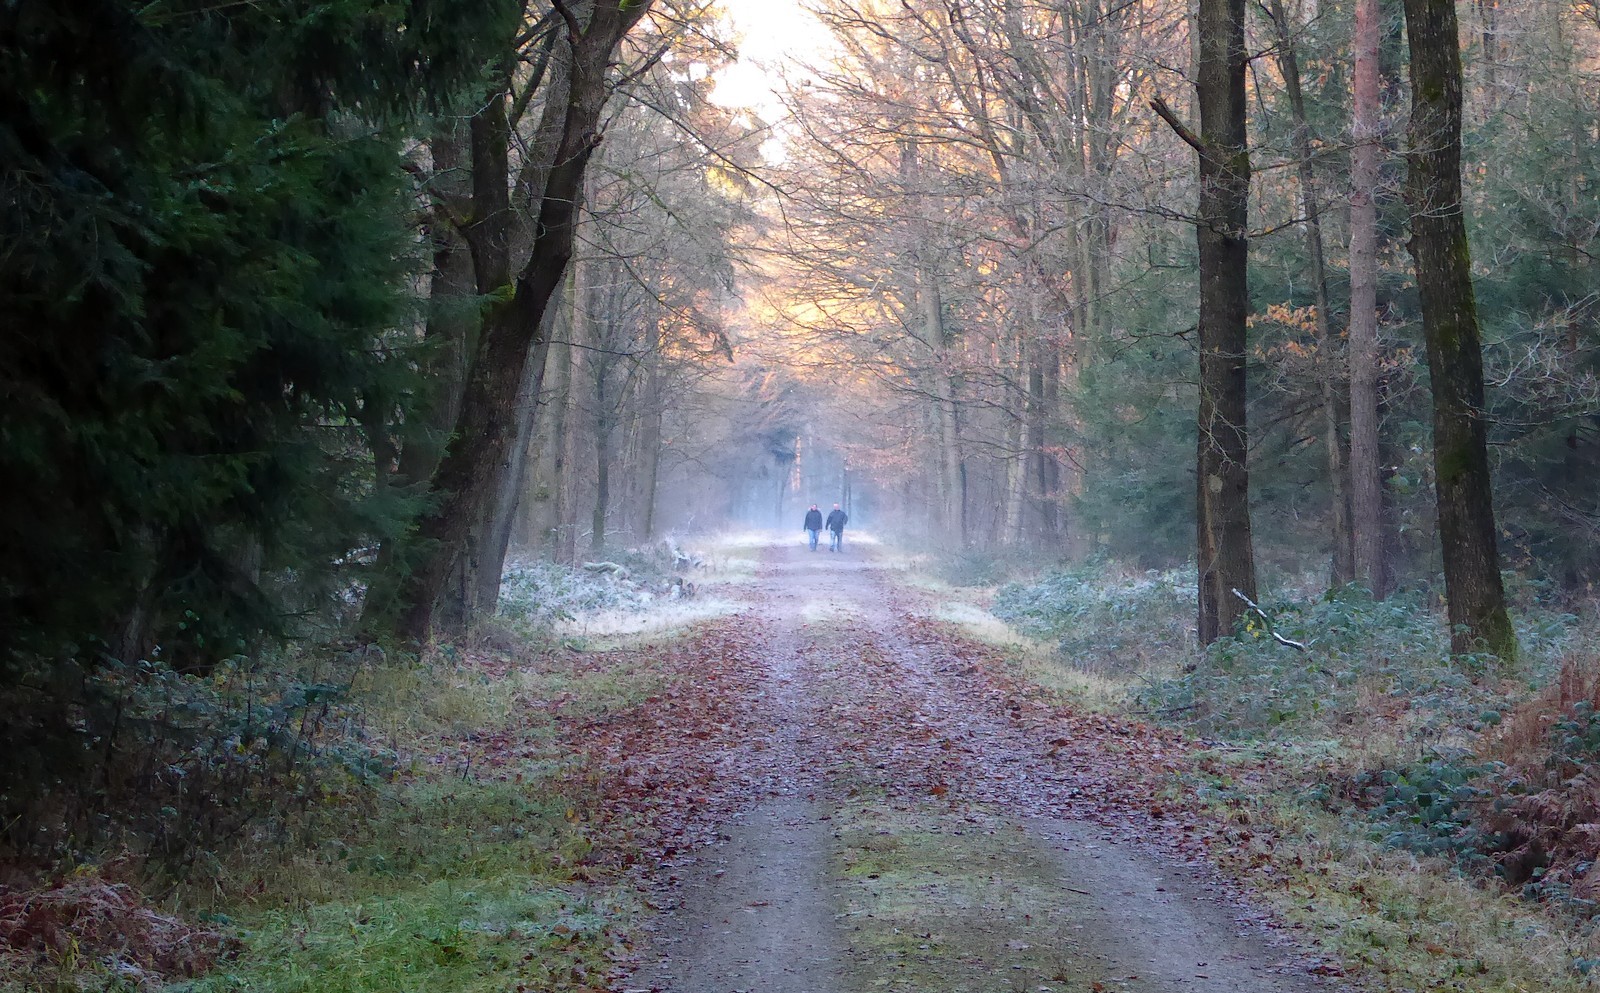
[446,545,1344,991]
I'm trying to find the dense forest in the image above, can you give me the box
[4,0,1600,990]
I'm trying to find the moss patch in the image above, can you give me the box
[155,644,680,993]
[831,800,1112,993]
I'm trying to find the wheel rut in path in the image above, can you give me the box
[630,542,1335,993]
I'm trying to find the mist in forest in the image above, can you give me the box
[8,0,1599,715]
[7,3,1600,984]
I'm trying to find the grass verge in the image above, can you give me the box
[151,644,674,993]
[1191,750,1600,991]
[831,796,1107,993]
[909,561,1600,991]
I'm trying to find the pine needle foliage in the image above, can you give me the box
[0,0,513,851]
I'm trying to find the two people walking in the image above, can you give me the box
[803,503,849,552]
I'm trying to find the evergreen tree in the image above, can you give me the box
[0,0,510,787]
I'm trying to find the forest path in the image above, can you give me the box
[626,539,1335,993]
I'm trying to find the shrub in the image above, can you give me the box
[496,561,648,633]
[1361,748,1503,873]
[1352,656,1600,918]
[0,648,392,874]
[1480,658,1600,906]
[1134,586,1577,740]
[991,567,1193,673]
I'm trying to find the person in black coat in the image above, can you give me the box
[802,505,823,551]
[825,504,848,552]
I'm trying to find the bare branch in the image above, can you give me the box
[1150,95,1205,155]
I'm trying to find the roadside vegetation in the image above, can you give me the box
[929,552,1600,990]
[1,549,730,993]
[8,0,1597,987]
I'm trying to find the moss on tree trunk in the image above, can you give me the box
[1401,0,1517,659]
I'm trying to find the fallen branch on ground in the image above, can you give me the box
[582,561,631,580]
[1230,588,1308,651]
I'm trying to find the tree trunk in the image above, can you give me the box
[922,275,967,544]
[592,407,611,553]
[397,126,476,489]
[390,2,654,642]
[1193,0,1259,643]
[546,269,580,562]
[1266,0,1353,586]
[1003,341,1027,545]
[539,334,573,558]
[1349,0,1387,597]
[588,296,615,554]
[1041,342,1065,547]
[1027,346,1059,538]
[1401,0,1517,658]
[359,127,475,632]
[637,321,664,541]
[471,293,561,617]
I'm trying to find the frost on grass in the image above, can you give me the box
[555,597,738,642]
[928,601,1033,648]
[498,560,650,631]
[992,567,1195,675]
[496,547,735,644]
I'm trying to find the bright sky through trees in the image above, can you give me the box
[710,0,831,118]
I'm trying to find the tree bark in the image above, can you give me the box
[391,1,655,642]
[1266,0,1353,587]
[1026,345,1059,538]
[551,265,583,563]
[1003,340,1027,545]
[360,126,475,633]
[1349,0,1387,597]
[637,320,664,541]
[1401,0,1517,658]
[538,308,575,559]
[1192,0,1259,643]
[397,125,476,490]
[588,301,615,553]
[592,404,611,553]
[471,291,561,617]
[922,275,967,544]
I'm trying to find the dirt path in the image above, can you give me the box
[628,542,1338,993]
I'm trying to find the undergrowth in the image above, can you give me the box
[991,567,1193,674]
[994,568,1577,743]
[498,540,714,639]
[934,546,1061,588]
[168,773,630,993]
[497,560,649,632]
[1353,657,1600,920]
[163,642,668,993]
[986,563,1600,984]
[3,632,669,993]
[1191,755,1600,992]
[1,644,395,876]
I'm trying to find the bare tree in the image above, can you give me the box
[391,0,656,641]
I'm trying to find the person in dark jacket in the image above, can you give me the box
[825,504,848,552]
[803,505,823,551]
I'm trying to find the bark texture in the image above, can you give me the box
[1401,0,1517,658]
[1348,0,1386,596]
[394,1,655,641]
[1193,0,1259,643]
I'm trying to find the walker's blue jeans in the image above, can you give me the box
[806,528,819,550]
[829,530,842,552]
